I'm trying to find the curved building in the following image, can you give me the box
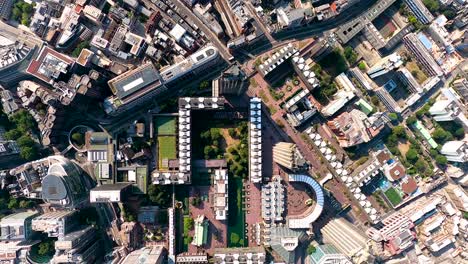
[287,174,324,229]
[41,155,89,208]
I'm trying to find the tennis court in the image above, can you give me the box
[155,116,176,135]
[158,136,177,169]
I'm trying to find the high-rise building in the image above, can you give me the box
[366,53,403,79]
[249,97,262,183]
[404,0,434,24]
[31,211,77,239]
[272,142,306,170]
[0,211,38,241]
[402,33,442,77]
[321,218,372,263]
[444,184,468,212]
[429,88,468,128]
[396,67,423,94]
[440,141,468,163]
[212,64,249,96]
[307,244,352,264]
[366,213,415,255]
[53,226,100,264]
[0,0,14,20]
[452,78,468,99]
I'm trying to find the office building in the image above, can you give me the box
[0,89,19,116]
[375,87,402,113]
[213,247,266,264]
[31,211,77,238]
[321,218,372,263]
[121,246,166,264]
[258,44,297,77]
[444,184,468,212]
[363,23,386,50]
[53,226,100,264]
[273,142,306,171]
[366,213,415,255]
[0,240,37,263]
[0,0,14,20]
[0,211,38,241]
[327,110,387,147]
[322,73,356,117]
[90,183,132,203]
[213,169,228,220]
[262,175,285,223]
[349,68,374,91]
[367,53,403,79]
[402,33,442,77]
[120,221,143,251]
[212,64,249,96]
[404,0,434,24]
[396,67,423,94]
[85,132,111,163]
[105,46,220,115]
[26,46,75,84]
[453,78,468,99]
[307,244,352,264]
[249,97,262,183]
[284,89,317,127]
[429,88,468,128]
[265,226,308,263]
[40,156,90,208]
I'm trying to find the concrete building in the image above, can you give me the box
[366,53,403,79]
[321,218,372,263]
[249,97,262,183]
[452,78,468,99]
[213,247,266,264]
[120,221,143,251]
[327,110,387,147]
[122,246,166,264]
[265,226,308,263]
[192,215,208,247]
[26,46,75,84]
[444,184,468,212]
[277,7,314,28]
[404,0,434,24]
[396,67,423,94]
[375,87,402,113]
[441,141,468,163]
[258,44,297,77]
[366,213,415,255]
[262,175,285,223]
[213,169,228,220]
[402,33,443,77]
[104,46,220,115]
[31,211,76,238]
[0,89,19,116]
[0,240,37,263]
[0,0,14,20]
[0,211,38,241]
[177,253,208,263]
[362,23,386,50]
[272,142,306,171]
[321,73,356,117]
[212,64,248,96]
[307,244,352,264]
[53,226,100,264]
[89,183,132,203]
[429,88,468,129]
[283,89,317,127]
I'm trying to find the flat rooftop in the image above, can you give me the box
[26,46,74,83]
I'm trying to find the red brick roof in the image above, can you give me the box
[401,177,418,194]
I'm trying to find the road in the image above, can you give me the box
[170,0,232,61]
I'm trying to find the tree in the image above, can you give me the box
[8,198,18,209]
[405,148,418,163]
[358,61,366,71]
[191,197,201,207]
[343,46,358,65]
[71,41,90,57]
[20,146,38,160]
[415,159,427,174]
[199,80,210,90]
[370,96,380,106]
[228,128,236,138]
[230,233,240,244]
[147,185,171,207]
[4,128,22,140]
[19,200,34,209]
[392,126,407,140]
[71,132,85,147]
[422,0,439,13]
[406,116,417,125]
[435,155,447,166]
[432,128,452,144]
[37,241,53,256]
[307,245,317,255]
[388,113,398,121]
[17,135,34,148]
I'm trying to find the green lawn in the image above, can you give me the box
[158,136,176,169]
[155,116,176,135]
[384,188,402,207]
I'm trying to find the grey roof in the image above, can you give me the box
[268,226,308,263]
[109,63,162,101]
[91,183,132,191]
[42,174,68,200]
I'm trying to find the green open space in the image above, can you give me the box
[384,187,402,207]
[158,136,177,169]
[155,116,176,135]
